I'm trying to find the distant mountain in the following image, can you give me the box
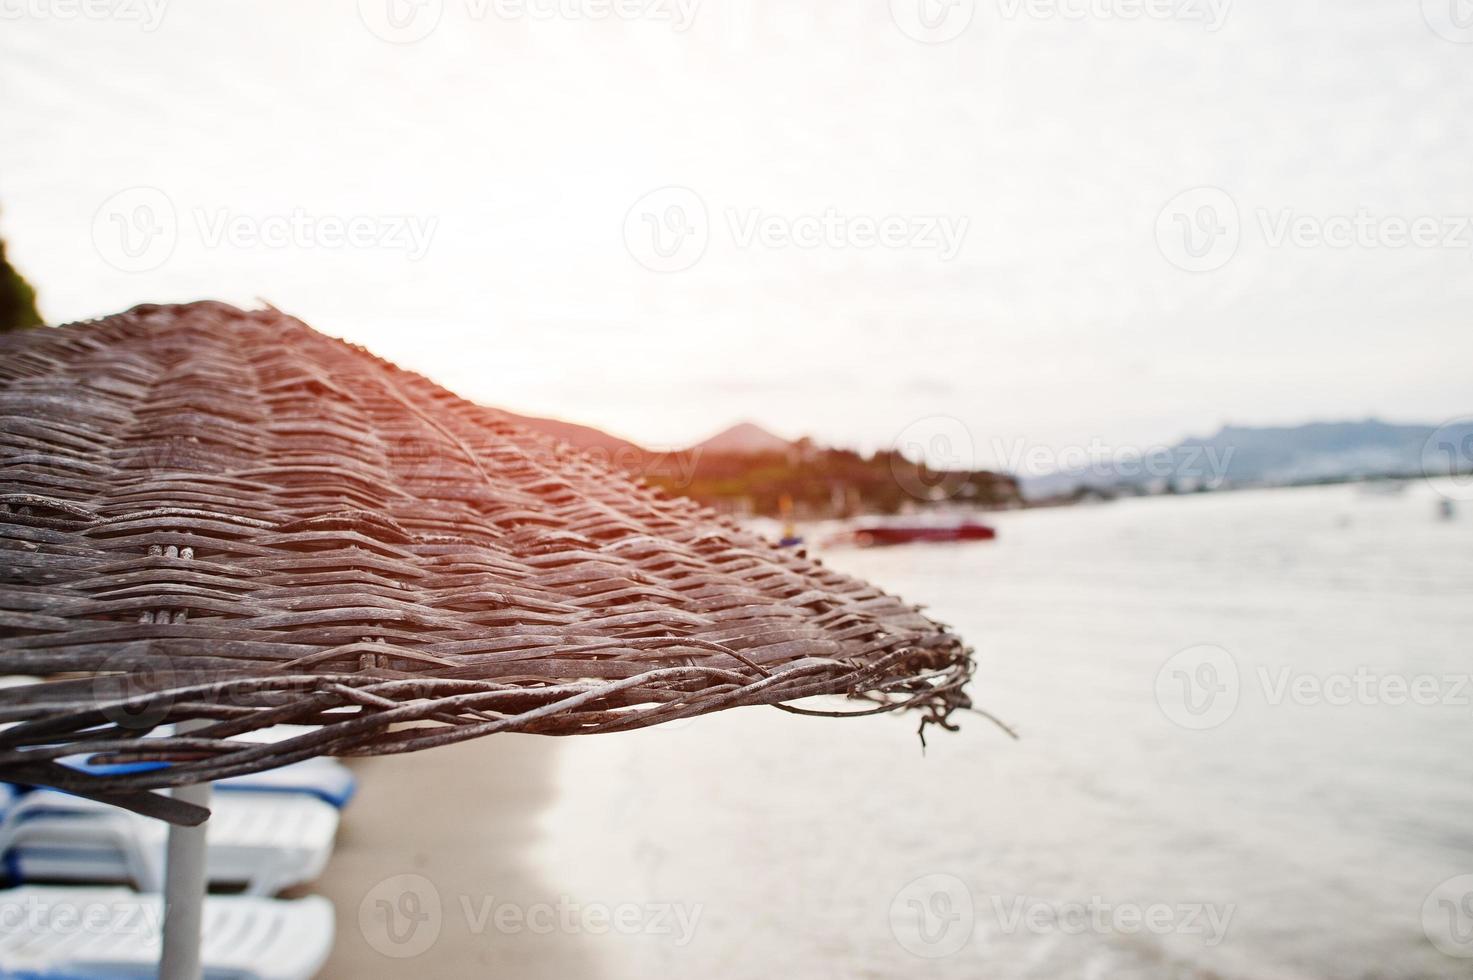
[1176,420,1446,484]
[693,421,793,456]
[504,415,796,458]
[1020,418,1473,500]
[502,412,1017,516]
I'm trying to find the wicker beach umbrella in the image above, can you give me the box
[0,302,976,975]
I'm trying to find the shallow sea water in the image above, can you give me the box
[536,483,1473,979]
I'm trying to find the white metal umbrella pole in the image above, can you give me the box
[159,718,213,980]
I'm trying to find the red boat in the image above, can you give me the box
[849,520,997,547]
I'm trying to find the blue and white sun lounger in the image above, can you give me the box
[0,885,333,980]
[0,788,340,897]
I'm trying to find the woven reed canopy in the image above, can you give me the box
[0,302,974,823]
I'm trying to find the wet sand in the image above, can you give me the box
[312,735,600,979]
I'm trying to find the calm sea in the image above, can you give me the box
[536,482,1473,979]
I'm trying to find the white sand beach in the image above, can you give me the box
[314,736,596,979]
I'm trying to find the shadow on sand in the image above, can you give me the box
[311,735,604,980]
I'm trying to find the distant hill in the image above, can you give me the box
[504,413,1018,516]
[1020,418,1473,500]
[503,415,794,458]
[694,422,793,455]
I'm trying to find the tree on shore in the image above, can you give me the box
[0,226,43,332]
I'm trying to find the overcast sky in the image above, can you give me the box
[2,0,1469,469]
